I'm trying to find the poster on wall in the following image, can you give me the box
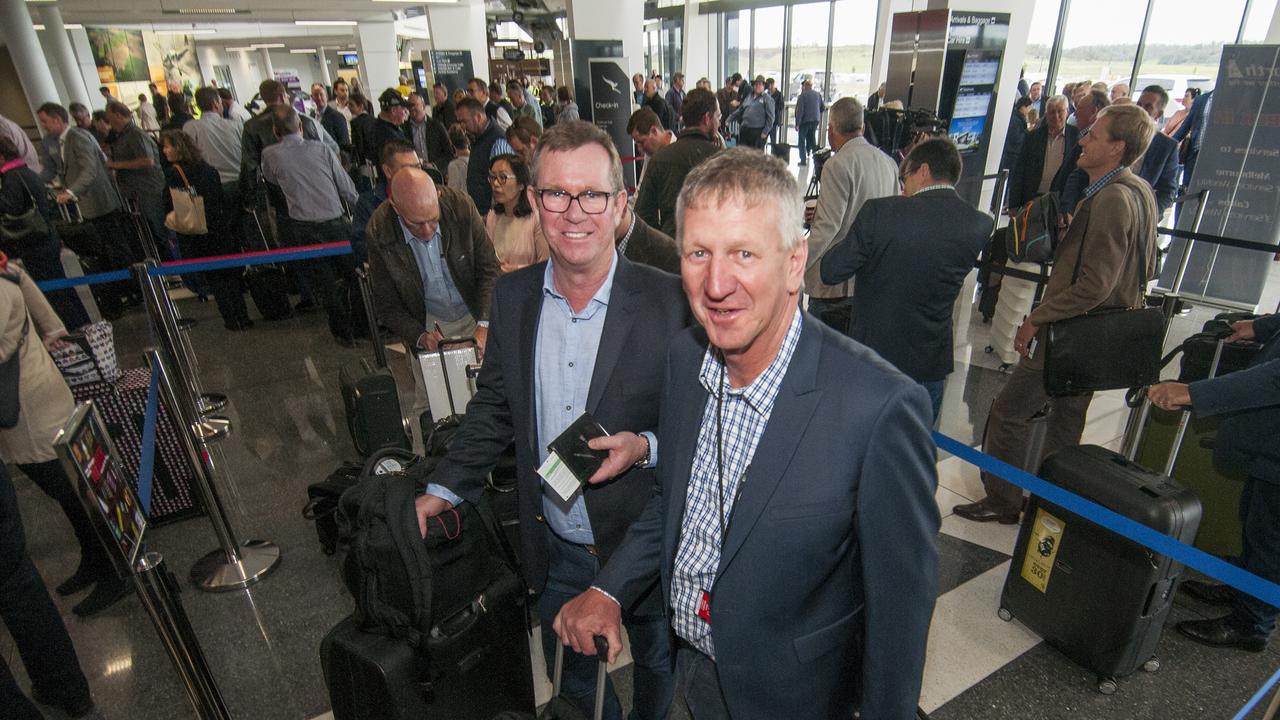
[87,27,150,83]
[588,58,636,190]
[429,50,474,94]
[143,32,201,94]
[1158,45,1280,308]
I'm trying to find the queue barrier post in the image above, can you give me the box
[989,168,1010,217]
[132,263,231,443]
[1120,189,1211,461]
[131,551,233,719]
[145,348,280,592]
[142,259,231,423]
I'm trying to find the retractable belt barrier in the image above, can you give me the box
[934,431,1280,719]
[34,241,354,293]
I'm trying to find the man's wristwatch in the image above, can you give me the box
[632,435,651,469]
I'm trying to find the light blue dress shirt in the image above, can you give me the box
[400,218,470,324]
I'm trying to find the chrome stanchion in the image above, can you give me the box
[133,264,231,442]
[1121,190,1211,461]
[146,348,279,591]
[132,552,233,719]
[989,168,1010,217]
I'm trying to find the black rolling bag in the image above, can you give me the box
[340,358,409,457]
[999,444,1201,694]
[244,207,293,321]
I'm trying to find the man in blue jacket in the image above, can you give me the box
[793,78,826,166]
[555,148,939,720]
[1149,314,1280,652]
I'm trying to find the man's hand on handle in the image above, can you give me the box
[554,589,624,664]
[414,494,454,539]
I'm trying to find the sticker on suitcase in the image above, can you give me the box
[1021,508,1065,593]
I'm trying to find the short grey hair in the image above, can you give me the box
[675,147,803,252]
[828,97,864,136]
[530,120,624,193]
[1046,94,1069,112]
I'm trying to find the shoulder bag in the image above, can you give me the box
[0,172,51,242]
[1043,182,1164,396]
[164,164,208,235]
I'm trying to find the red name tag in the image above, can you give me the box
[697,590,711,623]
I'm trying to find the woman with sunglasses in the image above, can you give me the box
[485,153,547,273]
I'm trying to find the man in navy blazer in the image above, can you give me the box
[413,122,688,720]
[1149,314,1280,653]
[821,137,993,420]
[555,148,940,720]
[1171,89,1213,191]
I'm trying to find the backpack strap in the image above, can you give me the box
[387,476,435,647]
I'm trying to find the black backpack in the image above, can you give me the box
[337,460,523,660]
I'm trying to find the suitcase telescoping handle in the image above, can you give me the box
[550,636,610,720]
[1163,338,1227,475]
[355,265,386,369]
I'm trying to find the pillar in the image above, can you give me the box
[683,0,713,84]
[566,0,644,76]
[0,0,60,117]
[356,15,400,95]
[1266,0,1280,43]
[259,48,275,82]
[69,27,105,106]
[316,47,333,88]
[426,0,489,82]
[38,6,93,110]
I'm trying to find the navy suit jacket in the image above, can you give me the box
[1189,314,1280,484]
[1172,90,1213,185]
[1137,132,1179,215]
[595,314,940,720]
[417,255,690,608]
[820,187,993,382]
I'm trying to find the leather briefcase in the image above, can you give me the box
[1044,306,1164,396]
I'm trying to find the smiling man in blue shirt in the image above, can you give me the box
[413,121,690,720]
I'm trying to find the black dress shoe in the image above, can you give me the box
[953,501,1020,524]
[32,688,94,718]
[55,566,97,596]
[1181,579,1235,606]
[72,575,131,617]
[1177,616,1267,652]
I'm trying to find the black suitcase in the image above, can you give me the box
[770,141,791,162]
[244,207,293,321]
[303,461,363,554]
[340,358,409,457]
[999,444,1202,694]
[1175,313,1261,383]
[321,594,535,720]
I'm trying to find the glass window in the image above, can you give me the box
[1023,0,1062,97]
[722,10,749,80]
[1241,1,1274,42]
[784,2,832,147]
[752,6,786,85]
[1137,0,1248,116]
[829,0,878,103]
[1055,0,1148,95]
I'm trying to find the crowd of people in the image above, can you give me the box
[0,63,1277,720]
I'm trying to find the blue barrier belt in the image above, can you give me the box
[1233,665,1280,720]
[137,364,160,517]
[933,432,1280,609]
[34,242,353,292]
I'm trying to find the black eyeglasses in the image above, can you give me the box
[533,188,617,214]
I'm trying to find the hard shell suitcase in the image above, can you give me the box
[999,444,1202,693]
[339,358,409,457]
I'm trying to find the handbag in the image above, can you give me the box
[0,173,51,242]
[164,164,208,235]
[1043,182,1161,396]
[50,320,120,388]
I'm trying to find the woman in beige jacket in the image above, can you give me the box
[0,260,127,616]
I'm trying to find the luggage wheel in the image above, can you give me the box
[1096,677,1118,695]
[984,345,994,354]
[997,607,1013,622]
[1142,657,1161,673]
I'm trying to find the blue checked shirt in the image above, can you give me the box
[670,309,803,659]
[1082,165,1125,203]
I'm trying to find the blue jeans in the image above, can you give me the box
[921,379,945,425]
[1230,477,1280,637]
[797,122,818,161]
[538,529,674,720]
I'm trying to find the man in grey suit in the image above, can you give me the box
[38,102,134,312]
[803,97,899,334]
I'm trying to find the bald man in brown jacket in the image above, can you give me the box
[957,104,1159,524]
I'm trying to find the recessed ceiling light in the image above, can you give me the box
[155,29,217,35]
[250,43,285,49]
[225,46,255,52]
[290,48,318,54]
[295,20,357,26]
[178,8,241,14]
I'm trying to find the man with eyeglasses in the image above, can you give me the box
[413,121,688,720]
